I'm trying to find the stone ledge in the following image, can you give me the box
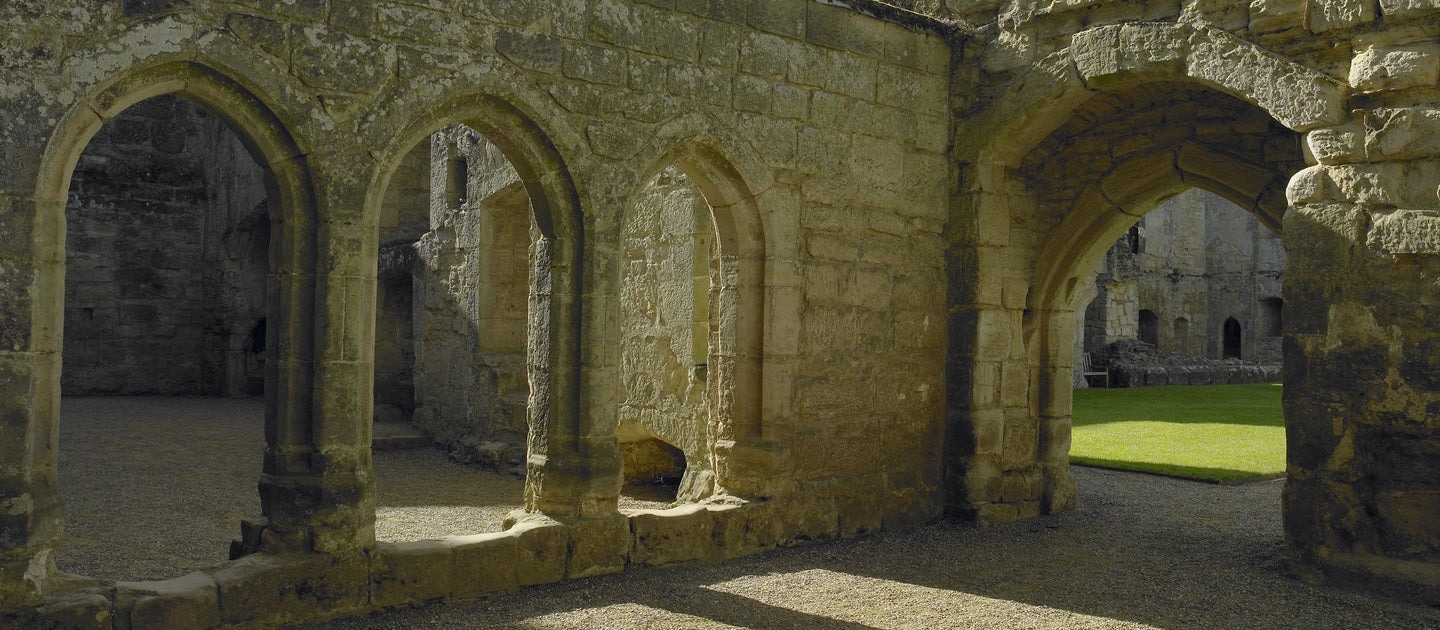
[2,495,904,628]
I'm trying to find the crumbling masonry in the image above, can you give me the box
[1,0,1439,625]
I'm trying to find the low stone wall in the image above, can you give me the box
[1095,340,1281,388]
[1109,363,1282,388]
[2,500,797,628]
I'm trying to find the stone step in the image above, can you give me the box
[372,421,431,451]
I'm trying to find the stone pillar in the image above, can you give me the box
[1284,104,1440,598]
[0,197,64,606]
[523,204,623,522]
[944,162,1020,522]
[253,159,375,558]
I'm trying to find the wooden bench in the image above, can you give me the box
[1082,352,1110,388]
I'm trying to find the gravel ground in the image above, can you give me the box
[55,397,1440,629]
[322,467,1440,630]
[57,396,668,582]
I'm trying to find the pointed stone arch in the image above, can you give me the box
[630,137,783,498]
[363,92,593,519]
[947,21,1338,524]
[9,59,320,599]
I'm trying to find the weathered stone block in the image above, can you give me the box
[1378,0,1440,21]
[508,516,566,586]
[1365,107,1440,160]
[1350,43,1440,93]
[1250,0,1307,32]
[1368,210,1440,255]
[496,30,563,74]
[6,590,111,629]
[562,42,626,86]
[291,26,395,93]
[214,554,368,625]
[116,572,219,630]
[707,499,781,558]
[565,515,629,579]
[369,540,452,609]
[447,532,519,600]
[630,504,714,566]
[1308,0,1377,32]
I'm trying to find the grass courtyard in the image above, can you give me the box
[1070,383,1285,483]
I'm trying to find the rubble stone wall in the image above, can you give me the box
[410,128,533,470]
[619,167,716,499]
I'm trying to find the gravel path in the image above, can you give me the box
[323,467,1440,629]
[57,396,666,582]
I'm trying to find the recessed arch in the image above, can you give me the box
[625,138,770,498]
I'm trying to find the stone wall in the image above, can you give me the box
[410,127,533,470]
[62,94,268,397]
[1,0,1438,624]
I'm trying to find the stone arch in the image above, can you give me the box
[362,93,589,518]
[1223,317,1243,359]
[1138,309,1160,348]
[628,138,774,498]
[949,22,1332,522]
[957,21,1347,166]
[1028,146,1287,314]
[25,59,319,582]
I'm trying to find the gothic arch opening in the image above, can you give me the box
[1138,310,1160,347]
[958,76,1306,529]
[368,121,550,541]
[1223,318,1243,360]
[52,91,283,581]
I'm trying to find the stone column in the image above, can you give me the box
[518,172,626,528]
[0,194,64,606]
[1285,99,1440,598]
[252,158,375,558]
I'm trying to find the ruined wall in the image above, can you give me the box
[1082,188,1284,365]
[373,142,431,422]
[62,94,267,396]
[411,127,532,470]
[1203,194,1284,363]
[3,0,1438,625]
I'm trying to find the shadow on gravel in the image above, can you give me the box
[323,469,1440,629]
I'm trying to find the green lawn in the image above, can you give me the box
[1070,383,1285,483]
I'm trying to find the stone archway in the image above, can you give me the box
[951,19,1440,598]
[11,59,320,601]
[363,93,593,523]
